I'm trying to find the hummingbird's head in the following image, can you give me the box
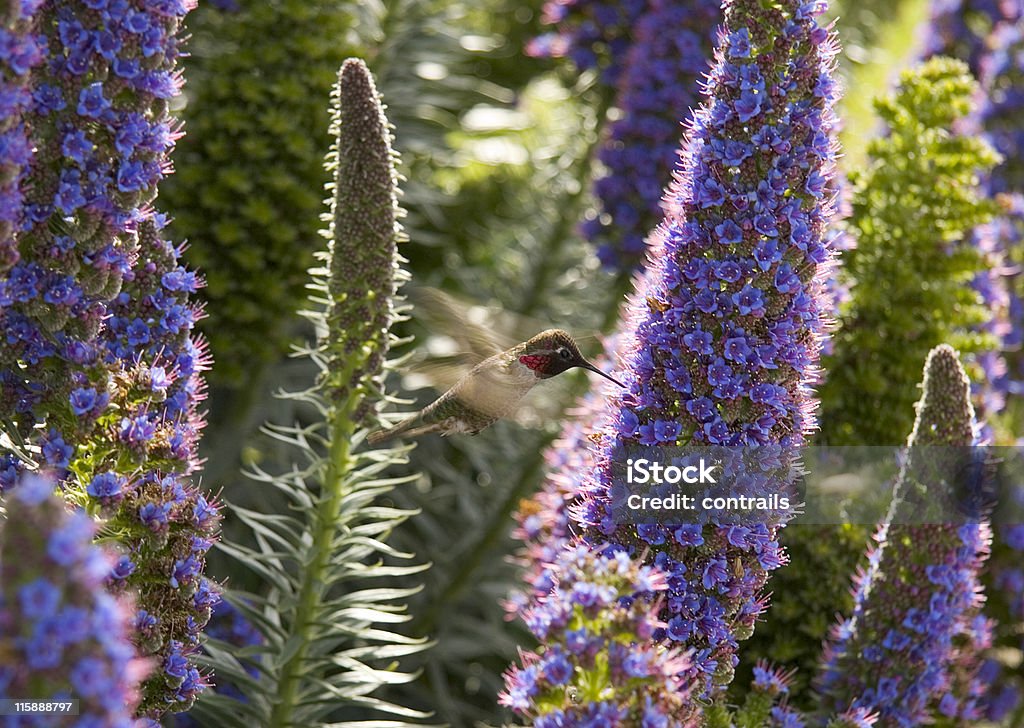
[518,329,625,387]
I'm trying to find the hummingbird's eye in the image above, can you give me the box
[558,347,571,360]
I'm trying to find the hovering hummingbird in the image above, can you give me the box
[367,328,624,444]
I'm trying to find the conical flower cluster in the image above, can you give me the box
[573,0,841,700]
[924,0,1024,417]
[322,57,404,425]
[582,0,721,270]
[818,346,993,724]
[0,0,219,716]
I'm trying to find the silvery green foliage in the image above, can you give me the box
[188,60,429,727]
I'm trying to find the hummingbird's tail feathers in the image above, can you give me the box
[394,423,447,439]
[366,428,396,445]
[367,415,440,445]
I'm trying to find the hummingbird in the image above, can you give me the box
[367,329,624,444]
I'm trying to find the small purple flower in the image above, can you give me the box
[61,129,93,162]
[18,577,60,617]
[109,555,136,582]
[732,285,765,316]
[169,554,201,589]
[41,430,73,469]
[138,501,172,531]
[164,645,188,680]
[86,472,124,500]
[69,387,99,416]
[728,28,752,57]
[76,83,110,118]
[119,413,157,444]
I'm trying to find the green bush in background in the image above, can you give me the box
[165,2,356,390]
[819,57,998,447]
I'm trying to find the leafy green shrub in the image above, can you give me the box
[164,2,355,387]
[818,57,999,446]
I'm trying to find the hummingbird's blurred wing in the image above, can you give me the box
[407,286,510,361]
[402,286,611,427]
[408,285,604,361]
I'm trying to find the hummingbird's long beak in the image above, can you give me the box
[579,360,626,388]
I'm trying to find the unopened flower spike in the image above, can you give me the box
[322,57,404,426]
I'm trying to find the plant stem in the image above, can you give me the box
[269,374,357,727]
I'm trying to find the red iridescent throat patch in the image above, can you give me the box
[519,354,550,374]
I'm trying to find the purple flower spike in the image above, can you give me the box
[529,0,649,84]
[0,472,148,724]
[0,1,44,272]
[0,0,219,717]
[817,346,993,724]
[924,7,1024,716]
[586,0,722,271]
[567,0,840,704]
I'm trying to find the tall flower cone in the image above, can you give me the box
[200,58,429,727]
[924,7,1024,715]
[818,345,993,724]
[322,57,403,425]
[576,0,841,698]
[0,0,221,716]
[506,0,842,719]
